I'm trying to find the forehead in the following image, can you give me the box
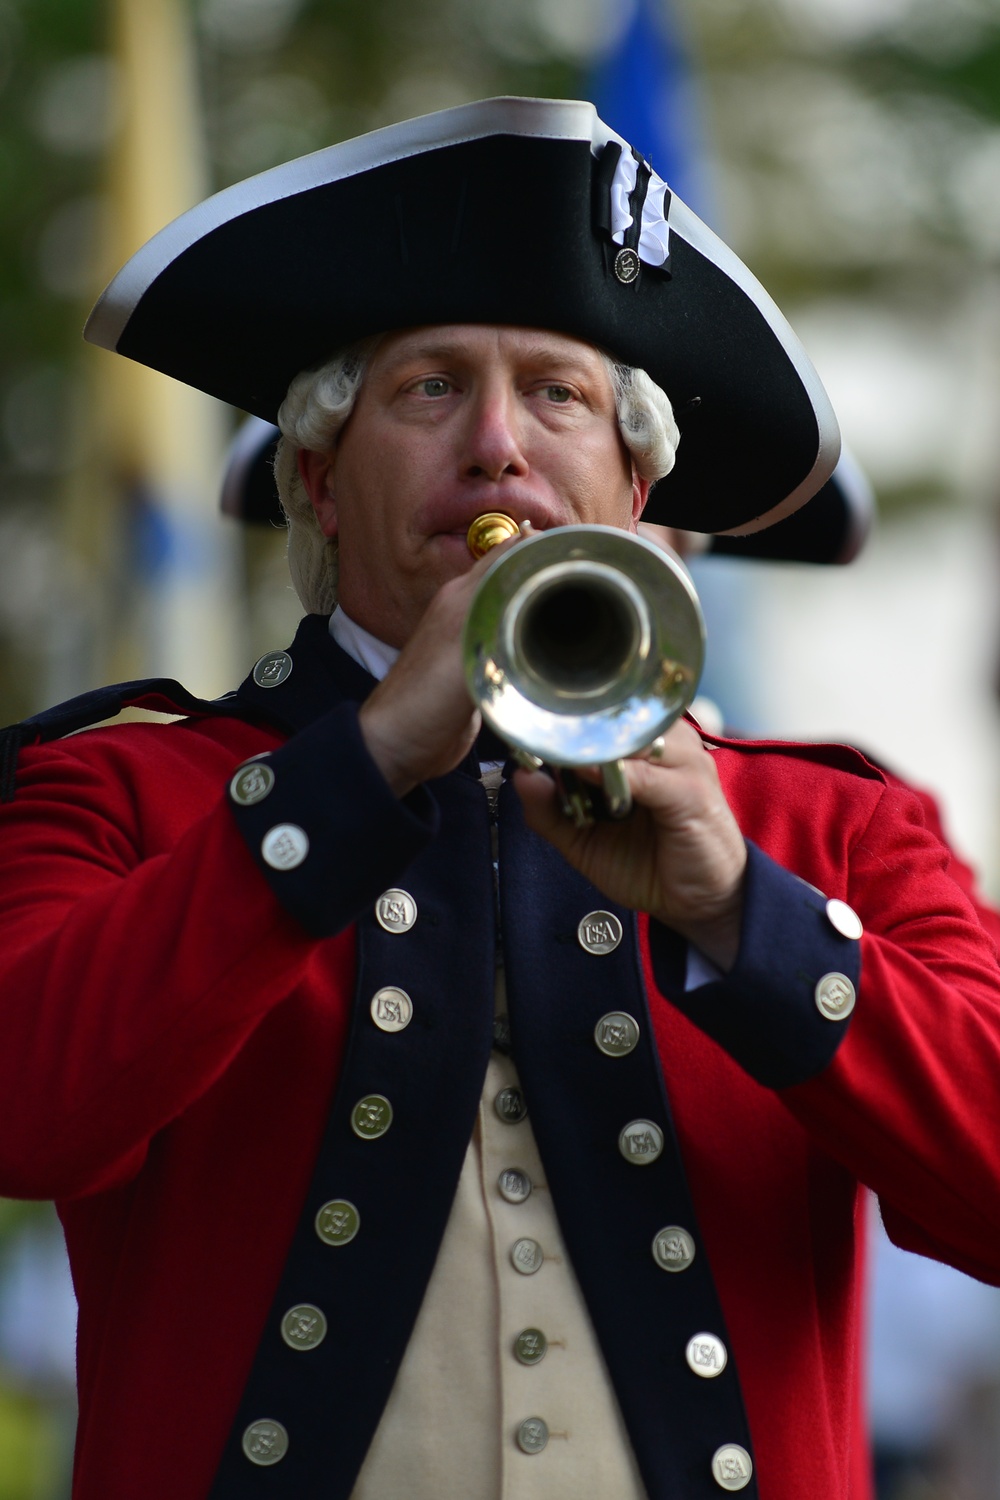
[366,324,614,380]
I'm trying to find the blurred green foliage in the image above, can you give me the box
[0,1386,65,1500]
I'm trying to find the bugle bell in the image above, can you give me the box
[462,519,706,824]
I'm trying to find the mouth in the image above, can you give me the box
[425,498,556,549]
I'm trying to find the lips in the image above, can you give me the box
[421,493,559,540]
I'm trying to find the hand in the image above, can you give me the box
[514,719,747,971]
[358,543,514,796]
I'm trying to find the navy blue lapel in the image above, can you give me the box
[499,780,757,1499]
[210,757,496,1497]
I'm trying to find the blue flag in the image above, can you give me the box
[589,0,714,217]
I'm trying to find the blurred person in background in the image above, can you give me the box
[0,97,1000,1500]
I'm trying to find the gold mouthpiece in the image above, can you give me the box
[467,512,520,559]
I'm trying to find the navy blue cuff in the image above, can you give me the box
[226,701,438,937]
[649,841,861,1088]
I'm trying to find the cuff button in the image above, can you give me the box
[825,898,863,940]
[261,823,309,870]
[815,971,856,1021]
[230,761,274,806]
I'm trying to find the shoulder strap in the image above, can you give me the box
[0,677,270,804]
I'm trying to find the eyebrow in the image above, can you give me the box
[381,337,601,375]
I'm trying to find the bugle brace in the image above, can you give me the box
[462,515,706,826]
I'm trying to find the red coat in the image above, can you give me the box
[0,622,998,1499]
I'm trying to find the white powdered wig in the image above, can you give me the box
[274,339,680,614]
[602,357,680,485]
[274,336,383,615]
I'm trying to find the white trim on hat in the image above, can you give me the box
[86,96,628,354]
[667,192,841,531]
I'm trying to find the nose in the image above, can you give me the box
[461,387,529,482]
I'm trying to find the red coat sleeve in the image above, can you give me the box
[647,745,1000,1286]
[0,707,433,1200]
[784,776,1000,1283]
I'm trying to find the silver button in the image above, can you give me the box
[516,1417,549,1454]
[686,1332,728,1378]
[498,1168,532,1204]
[375,888,417,933]
[242,1419,289,1466]
[314,1198,359,1246]
[594,1011,640,1057]
[511,1237,544,1275]
[826,898,863,940]
[261,823,309,870]
[229,761,275,806]
[578,910,624,955]
[652,1225,696,1273]
[495,1086,528,1124]
[614,246,640,285]
[815,971,856,1021]
[514,1328,548,1365]
[711,1444,753,1491]
[370,986,413,1033]
[280,1304,328,1352]
[252,651,293,688]
[618,1118,664,1165]
[351,1094,393,1140]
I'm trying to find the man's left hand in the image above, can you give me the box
[515,719,746,971]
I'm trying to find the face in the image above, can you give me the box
[298,324,649,646]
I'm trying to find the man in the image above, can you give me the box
[1,98,999,1500]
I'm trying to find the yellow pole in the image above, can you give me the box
[69,0,241,696]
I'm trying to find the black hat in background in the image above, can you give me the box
[709,445,874,565]
[87,96,839,536]
[220,414,873,567]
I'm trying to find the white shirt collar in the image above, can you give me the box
[328,606,399,682]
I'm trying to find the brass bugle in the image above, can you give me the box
[462,513,706,824]
[467,512,521,558]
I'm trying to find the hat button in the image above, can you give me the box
[614,246,640,284]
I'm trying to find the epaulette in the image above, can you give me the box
[0,678,270,804]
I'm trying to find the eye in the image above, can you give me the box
[417,377,450,398]
[545,384,573,404]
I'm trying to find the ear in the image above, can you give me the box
[629,463,651,530]
[297,448,339,539]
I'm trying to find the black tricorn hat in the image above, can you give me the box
[86,96,839,534]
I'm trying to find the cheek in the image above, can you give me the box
[577,438,636,515]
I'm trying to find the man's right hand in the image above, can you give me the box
[358,550,508,796]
